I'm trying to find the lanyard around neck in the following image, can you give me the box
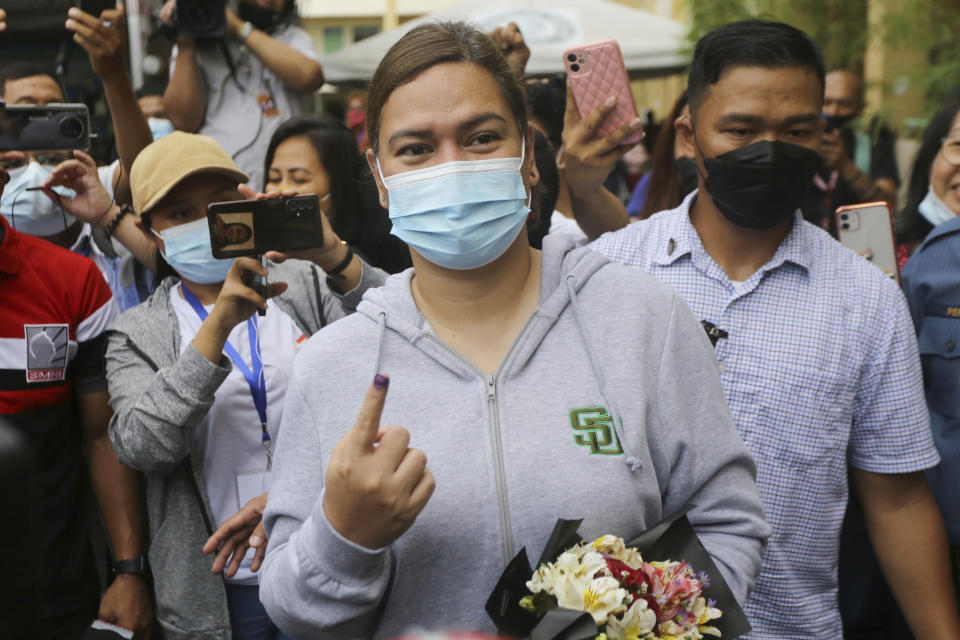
[180,284,273,470]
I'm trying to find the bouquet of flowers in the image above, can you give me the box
[519,534,721,639]
[485,510,750,640]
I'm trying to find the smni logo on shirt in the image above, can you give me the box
[24,324,69,383]
[570,406,623,455]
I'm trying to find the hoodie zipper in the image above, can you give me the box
[486,374,515,564]
[420,314,537,565]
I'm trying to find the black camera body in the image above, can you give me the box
[1,0,114,35]
[0,104,90,152]
[175,0,228,40]
[207,194,325,259]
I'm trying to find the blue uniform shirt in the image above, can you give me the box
[902,213,960,546]
[592,191,939,639]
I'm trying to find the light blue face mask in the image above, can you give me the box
[0,161,77,237]
[152,217,234,284]
[148,117,176,141]
[376,140,531,270]
[918,186,958,227]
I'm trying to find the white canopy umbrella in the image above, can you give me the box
[319,0,688,82]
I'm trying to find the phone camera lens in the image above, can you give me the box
[59,115,84,140]
[567,53,576,62]
[841,223,850,230]
[840,213,849,221]
[571,63,580,72]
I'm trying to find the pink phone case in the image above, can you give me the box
[563,39,643,146]
[835,202,900,285]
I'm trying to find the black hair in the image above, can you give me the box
[263,115,364,243]
[527,128,559,250]
[136,209,178,287]
[0,62,64,99]
[687,20,825,115]
[527,75,567,151]
[238,0,299,33]
[894,99,960,246]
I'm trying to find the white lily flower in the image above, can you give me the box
[583,576,629,624]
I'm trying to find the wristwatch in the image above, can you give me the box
[112,557,147,577]
[239,21,254,43]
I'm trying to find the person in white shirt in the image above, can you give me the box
[161,0,325,189]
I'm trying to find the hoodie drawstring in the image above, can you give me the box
[375,311,388,376]
[565,275,644,473]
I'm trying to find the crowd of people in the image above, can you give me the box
[1,2,959,640]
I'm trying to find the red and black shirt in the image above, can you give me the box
[0,214,118,617]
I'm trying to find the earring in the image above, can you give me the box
[530,171,535,176]
[381,195,386,201]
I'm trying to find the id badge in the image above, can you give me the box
[236,471,271,508]
[256,93,279,118]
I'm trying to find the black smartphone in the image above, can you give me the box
[0,104,91,152]
[81,0,118,17]
[207,194,324,259]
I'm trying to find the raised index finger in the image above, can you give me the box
[349,374,389,448]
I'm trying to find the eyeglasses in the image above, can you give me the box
[940,137,960,165]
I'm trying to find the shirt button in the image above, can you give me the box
[667,238,676,256]
[947,340,956,353]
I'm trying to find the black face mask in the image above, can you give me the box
[823,113,855,133]
[674,157,699,198]
[238,2,283,32]
[701,139,820,229]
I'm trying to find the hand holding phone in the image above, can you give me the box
[563,40,643,146]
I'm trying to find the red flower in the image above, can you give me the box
[605,558,651,592]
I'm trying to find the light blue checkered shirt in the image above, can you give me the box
[591,191,939,639]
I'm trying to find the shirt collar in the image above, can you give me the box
[653,190,813,275]
[653,190,701,267]
[0,215,22,275]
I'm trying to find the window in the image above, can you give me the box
[323,26,344,53]
[353,25,380,42]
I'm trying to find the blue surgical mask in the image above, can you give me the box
[153,218,233,284]
[918,186,958,227]
[148,117,176,141]
[376,141,530,270]
[1,161,77,237]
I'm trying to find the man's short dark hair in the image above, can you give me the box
[0,62,63,99]
[687,20,825,115]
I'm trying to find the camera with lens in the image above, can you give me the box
[0,104,90,152]
[174,0,228,40]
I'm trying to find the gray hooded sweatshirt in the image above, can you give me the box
[260,235,770,639]
[105,258,386,640]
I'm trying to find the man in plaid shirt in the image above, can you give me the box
[561,19,959,640]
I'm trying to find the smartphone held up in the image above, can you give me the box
[835,201,900,284]
[563,39,643,146]
[0,103,91,152]
[207,193,324,260]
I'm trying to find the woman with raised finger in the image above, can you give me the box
[104,131,386,640]
[259,21,769,638]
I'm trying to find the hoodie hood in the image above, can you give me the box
[356,233,609,374]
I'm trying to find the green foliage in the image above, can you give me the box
[884,0,960,111]
[684,0,868,70]
[683,0,960,118]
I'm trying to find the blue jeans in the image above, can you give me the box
[224,584,292,640]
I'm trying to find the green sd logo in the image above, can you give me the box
[570,407,623,455]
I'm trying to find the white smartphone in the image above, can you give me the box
[835,202,900,285]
